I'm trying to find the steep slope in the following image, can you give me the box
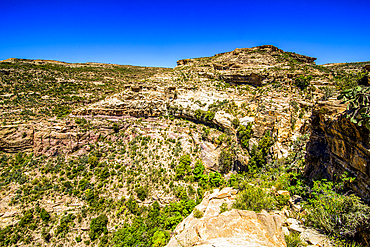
[0,46,368,246]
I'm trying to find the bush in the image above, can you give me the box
[135,186,148,201]
[151,230,169,247]
[306,180,370,241]
[112,123,119,133]
[232,118,240,128]
[220,203,229,213]
[89,214,108,240]
[237,123,253,149]
[175,154,192,179]
[247,131,274,173]
[233,183,277,212]
[285,231,306,247]
[192,159,205,180]
[42,228,51,242]
[218,149,234,174]
[294,75,312,90]
[209,172,223,187]
[193,208,203,218]
[40,208,50,222]
[88,155,98,168]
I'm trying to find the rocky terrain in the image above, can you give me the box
[0,45,369,247]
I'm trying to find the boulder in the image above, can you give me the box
[166,188,286,247]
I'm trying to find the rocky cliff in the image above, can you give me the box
[0,47,368,246]
[305,100,370,202]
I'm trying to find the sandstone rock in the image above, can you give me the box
[167,188,286,247]
[200,141,219,170]
[300,229,332,247]
[239,116,255,126]
[0,125,33,153]
[289,195,302,212]
[305,100,370,202]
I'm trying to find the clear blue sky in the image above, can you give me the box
[1,0,369,67]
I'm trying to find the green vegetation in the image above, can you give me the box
[237,123,253,149]
[89,214,108,240]
[175,154,192,179]
[338,85,370,129]
[0,59,169,123]
[1,53,370,247]
[305,179,370,241]
[233,183,278,212]
[294,75,312,90]
[247,131,274,172]
[193,208,203,218]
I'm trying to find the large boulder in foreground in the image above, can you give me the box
[166,187,286,247]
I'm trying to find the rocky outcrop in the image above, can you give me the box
[166,187,286,247]
[221,73,265,86]
[0,118,118,155]
[0,125,34,153]
[305,100,370,202]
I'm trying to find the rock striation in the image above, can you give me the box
[305,100,370,202]
[166,187,286,247]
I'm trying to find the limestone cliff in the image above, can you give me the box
[305,100,370,202]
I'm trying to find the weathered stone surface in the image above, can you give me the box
[166,188,286,247]
[0,125,33,153]
[221,73,265,86]
[305,100,370,202]
[300,229,331,247]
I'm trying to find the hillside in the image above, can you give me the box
[0,46,369,247]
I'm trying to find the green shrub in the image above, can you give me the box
[306,180,370,241]
[218,149,234,174]
[338,85,370,129]
[194,109,215,121]
[285,231,306,247]
[40,208,50,222]
[151,230,169,247]
[247,131,274,173]
[41,228,51,242]
[209,172,223,187]
[192,160,205,180]
[193,208,203,218]
[135,186,148,201]
[237,123,253,149]
[88,155,98,168]
[232,118,240,128]
[112,123,119,133]
[175,154,192,179]
[294,75,312,90]
[89,214,108,240]
[233,183,276,212]
[220,203,229,213]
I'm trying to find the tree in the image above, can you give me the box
[40,208,50,222]
[175,154,192,179]
[89,214,108,240]
[192,159,205,180]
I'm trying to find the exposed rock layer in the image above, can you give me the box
[166,187,286,247]
[305,101,370,202]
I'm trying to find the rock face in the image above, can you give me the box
[305,100,370,202]
[0,125,34,153]
[166,187,286,247]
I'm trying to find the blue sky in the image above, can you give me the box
[1,0,369,67]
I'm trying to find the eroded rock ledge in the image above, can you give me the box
[305,100,370,202]
[166,187,286,247]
